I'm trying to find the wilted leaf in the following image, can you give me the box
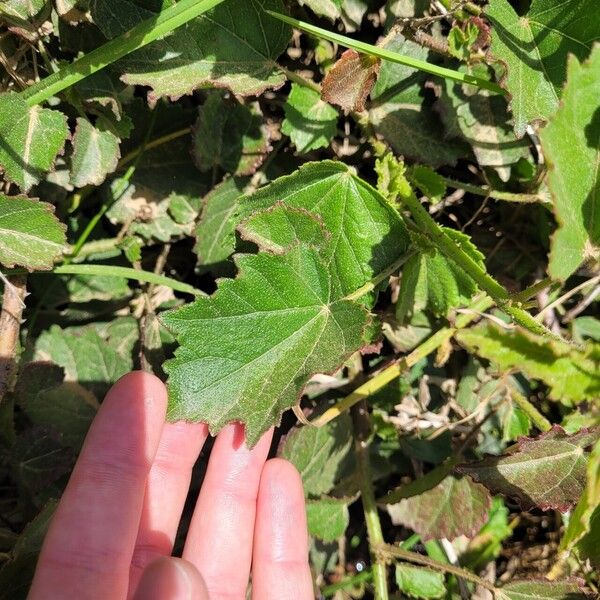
[395,564,446,599]
[396,228,483,320]
[282,84,338,153]
[486,0,600,136]
[0,94,69,192]
[279,414,353,497]
[236,161,410,299]
[69,117,120,187]
[195,176,249,273]
[306,497,349,541]
[0,195,66,270]
[193,93,269,175]
[369,36,466,166]
[90,0,291,98]
[456,323,600,404]
[387,474,491,540]
[458,426,600,512]
[163,245,372,446]
[321,49,380,113]
[540,46,600,281]
[499,579,588,600]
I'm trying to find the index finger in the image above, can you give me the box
[29,372,168,600]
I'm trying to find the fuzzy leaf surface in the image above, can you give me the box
[237,161,410,298]
[540,47,600,281]
[500,580,588,600]
[279,415,353,497]
[456,323,600,404]
[386,474,491,540]
[90,0,291,98]
[282,84,338,153]
[395,564,446,599]
[0,94,69,192]
[163,246,371,446]
[69,117,120,188]
[458,426,600,512]
[486,0,600,136]
[306,497,349,541]
[0,195,66,270]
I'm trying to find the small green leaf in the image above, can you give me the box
[279,415,353,497]
[458,426,600,512]
[456,323,600,404]
[193,93,269,175]
[500,579,588,600]
[541,46,600,281]
[0,194,66,271]
[486,0,600,136]
[69,117,120,188]
[407,165,446,203]
[163,246,372,446]
[395,564,445,599]
[282,83,338,153]
[306,497,350,541]
[387,474,491,540]
[0,94,69,192]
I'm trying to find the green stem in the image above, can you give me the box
[65,237,122,259]
[509,388,552,432]
[21,0,225,106]
[352,401,389,600]
[510,277,554,304]
[441,177,546,204]
[267,11,504,94]
[401,192,557,338]
[321,570,373,597]
[376,544,498,594]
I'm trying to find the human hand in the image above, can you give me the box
[28,372,313,600]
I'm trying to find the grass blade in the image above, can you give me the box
[21,0,225,107]
[266,10,504,94]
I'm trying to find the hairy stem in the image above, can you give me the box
[509,388,552,432]
[352,400,389,600]
[441,177,546,204]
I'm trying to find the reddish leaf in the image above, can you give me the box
[457,426,600,512]
[321,49,380,113]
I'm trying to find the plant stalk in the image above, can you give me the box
[441,177,546,204]
[509,388,552,432]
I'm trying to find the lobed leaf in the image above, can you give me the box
[458,426,600,512]
[540,46,600,281]
[0,194,66,271]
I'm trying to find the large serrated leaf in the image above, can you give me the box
[0,94,69,192]
[456,323,600,404]
[458,426,600,512]
[163,245,371,446]
[90,0,291,98]
[486,0,600,137]
[0,195,66,271]
[386,474,491,540]
[541,46,600,281]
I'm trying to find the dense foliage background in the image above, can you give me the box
[0,0,599,598]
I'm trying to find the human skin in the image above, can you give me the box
[28,371,313,600]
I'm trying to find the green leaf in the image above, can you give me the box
[0,94,69,192]
[282,83,338,153]
[33,319,137,399]
[540,46,600,281]
[0,195,66,271]
[91,0,291,98]
[279,415,353,497]
[458,426,600,512]
[163,245,371,446]
[0,0,47,23]
[486,0,600,137]
[69,117,121,188]
[195,176,249,273]
[407,165,446,203]
[499,579,588,600]
[15,363,98,451]
[193,93,269,175]
[396,228,484,320]
[306,497,350,541]
[31,272,131,305]
[386,474,491,540]
[296,0,342,21]
[237,161,410,298]
[369,36,466,167]
[456,323,600,404]
[395,564,446,599]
